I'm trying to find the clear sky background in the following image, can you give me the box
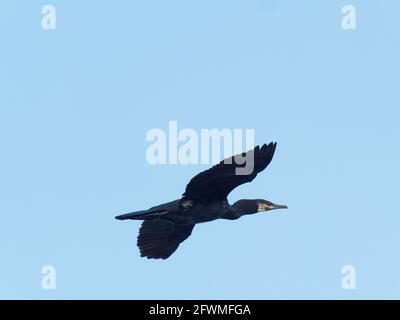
[1,1,399,299]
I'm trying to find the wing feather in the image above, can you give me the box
[182,142,277,202]
[137,219,195,259]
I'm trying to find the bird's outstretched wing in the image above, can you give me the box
[137,219,195,259]
[182,142,277,202]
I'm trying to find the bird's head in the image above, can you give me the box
[256,199,288,212]
[233,199,287,216]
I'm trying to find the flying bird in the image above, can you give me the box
[115,142,287,259]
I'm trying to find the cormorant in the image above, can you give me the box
[115,142,287,259]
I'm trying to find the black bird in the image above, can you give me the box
[115,142,287,259]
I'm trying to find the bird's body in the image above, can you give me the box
[117,199,234,224]
[116,142,287,259]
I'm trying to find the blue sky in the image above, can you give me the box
[0,0,399,299]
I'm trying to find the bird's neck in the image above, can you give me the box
[223,200,258,220]
[234,201,258,215]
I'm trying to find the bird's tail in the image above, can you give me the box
[115,210,150,220]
